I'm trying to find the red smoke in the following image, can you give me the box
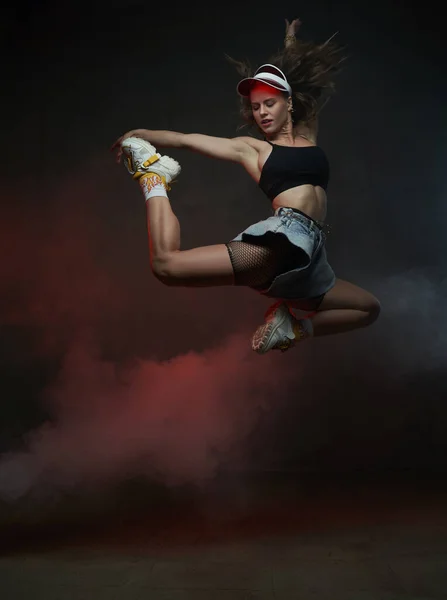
[0,168,291,500]
[0,332,288,500]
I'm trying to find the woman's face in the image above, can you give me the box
[249,83,291,135]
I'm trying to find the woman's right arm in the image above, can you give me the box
[185,133,260,164]
[125,129,260,163]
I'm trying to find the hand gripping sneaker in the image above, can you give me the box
[251,302,297,354]
[120,137,181,189]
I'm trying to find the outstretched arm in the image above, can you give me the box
[111,129,259,165]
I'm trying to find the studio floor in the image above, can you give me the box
[1,472,447,599]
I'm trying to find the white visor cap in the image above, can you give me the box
[237,63,292,97]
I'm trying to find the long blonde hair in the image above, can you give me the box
[226,33,347,129]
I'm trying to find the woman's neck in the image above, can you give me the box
[267,131,311,145]
[266,118,313,145]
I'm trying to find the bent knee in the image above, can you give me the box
[151,255,178,286]
[363,298,381,326]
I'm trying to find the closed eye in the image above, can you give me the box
[251,100,276,110]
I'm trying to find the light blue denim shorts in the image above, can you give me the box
[231,207,336,302]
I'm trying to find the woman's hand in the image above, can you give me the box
[110,129,147,163]
[284,17,302,41]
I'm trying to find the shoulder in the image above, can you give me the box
[294,118,319,144]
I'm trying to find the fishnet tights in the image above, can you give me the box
[226,239,305,289]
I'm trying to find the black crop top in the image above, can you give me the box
[258,143,330,201]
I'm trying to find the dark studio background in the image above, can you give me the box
[1,0,447,521]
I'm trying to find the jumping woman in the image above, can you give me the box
[112,18,380,354]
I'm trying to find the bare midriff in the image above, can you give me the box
[272,184,327,223]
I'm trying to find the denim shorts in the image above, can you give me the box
[231,207,336,302]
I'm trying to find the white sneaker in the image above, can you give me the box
[251,302,297,354]
[121,137,181,186]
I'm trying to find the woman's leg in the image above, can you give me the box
[310,278,381,336]
[252,279,380,354]
[144,192,235,287]
[144,191,280,289]
[125,141,280,289]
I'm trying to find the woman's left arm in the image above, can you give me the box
[284,17,301,47]
[284,18,319,143]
